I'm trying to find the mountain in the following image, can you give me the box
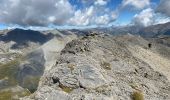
[139,22,170,37]
[94,22,170,38]
[0,22,170,99]
[0,28,54,49]
[0,29,77,99]
[22,33,170,100]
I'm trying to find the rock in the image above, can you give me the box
[24,34,170,100]
[0,29,78,99]
[21,86,70,100]
[78,64,106,89]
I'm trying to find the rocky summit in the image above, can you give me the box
[1,0,170,99]
[22,33,170,100]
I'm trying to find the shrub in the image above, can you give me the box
[68,63,75,71]
[59,84,73,93]
[132,91,144,100]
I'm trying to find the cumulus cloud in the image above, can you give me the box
[132,5,170,27]
[94,0,107,6]
[122,0,150,10]
[131,0,170,27]
[0,0,74,26]
[132,8,154,27]
[81,0,108,6]
[156,0,170,17]
[155,17,170,25]
[153,13,170,25]
[0,0,116,26]
[69,0,116,26]
[68,6,95,26]
[95,14,110,25]
[68,5,117,26]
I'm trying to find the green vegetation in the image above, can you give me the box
[0,59,20,86]
[68,63,75,71]
[59,84,73,93]
[0,56,33,99]
[0,62,2,66]
[101,62,111,70]
[132,91,144,100]
[0,88,31,100]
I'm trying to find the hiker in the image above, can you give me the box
[148,43,152,48]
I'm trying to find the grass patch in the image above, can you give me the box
[0,56,34,99]
[0,62,2,66]
[68,63,75,71]
[59,84,73,93]
[0,59,20,86]
[132,91,144,100]
[0,88,31,100]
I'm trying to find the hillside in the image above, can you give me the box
[0,29,77,99]
[0,28,170,100]
[23,33,170,100]
[95,22,170,38]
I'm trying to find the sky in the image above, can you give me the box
[0,0,170,30]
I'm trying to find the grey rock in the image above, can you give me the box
[24,34,170,100]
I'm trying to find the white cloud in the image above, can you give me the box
[154,14,170,25]
[0,0,117,27]
[132,6,170,27]
[81,0,108,6]
[132,8,154,27]
[48,16,56,23]
[95,0,107,6]
[122,0,150,10]
[155,17,170,25]
[156,0,170,17]
[0,0,74,26]
[68,6,94,26]
[95,14,110,25]
[68,5,118,26]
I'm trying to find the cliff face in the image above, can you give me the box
[23,34,170,100]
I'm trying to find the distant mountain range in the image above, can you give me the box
[138,22,170,37]
[1,22,170,100]
[91,22,170,38]
[1,22,170,42]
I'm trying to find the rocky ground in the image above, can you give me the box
[22,34,170,100]
[0,28,170,100]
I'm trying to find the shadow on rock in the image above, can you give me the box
[17,49,45,93]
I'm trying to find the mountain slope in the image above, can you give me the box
[139,22,170,37]
[23,34,170,100]
[95,22,170,38]
[0,29,77,99]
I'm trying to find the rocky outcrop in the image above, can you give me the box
[23,34,170,100]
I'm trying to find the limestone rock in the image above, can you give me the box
[23,34,170,100]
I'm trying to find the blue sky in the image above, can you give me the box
[0,0,169,30]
